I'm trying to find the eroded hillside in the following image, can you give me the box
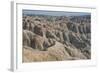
[22,15,91,62]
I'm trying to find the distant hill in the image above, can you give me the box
[23,10,91,17]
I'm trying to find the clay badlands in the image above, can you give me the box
[22,10,91,62]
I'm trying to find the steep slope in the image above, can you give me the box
[22,15,91,62]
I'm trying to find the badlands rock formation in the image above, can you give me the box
[22,14,91,62]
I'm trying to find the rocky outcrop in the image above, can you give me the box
[68,32,87,49]
[22,14,91,62]
[23,30,36,46]
[31,35,51,51]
